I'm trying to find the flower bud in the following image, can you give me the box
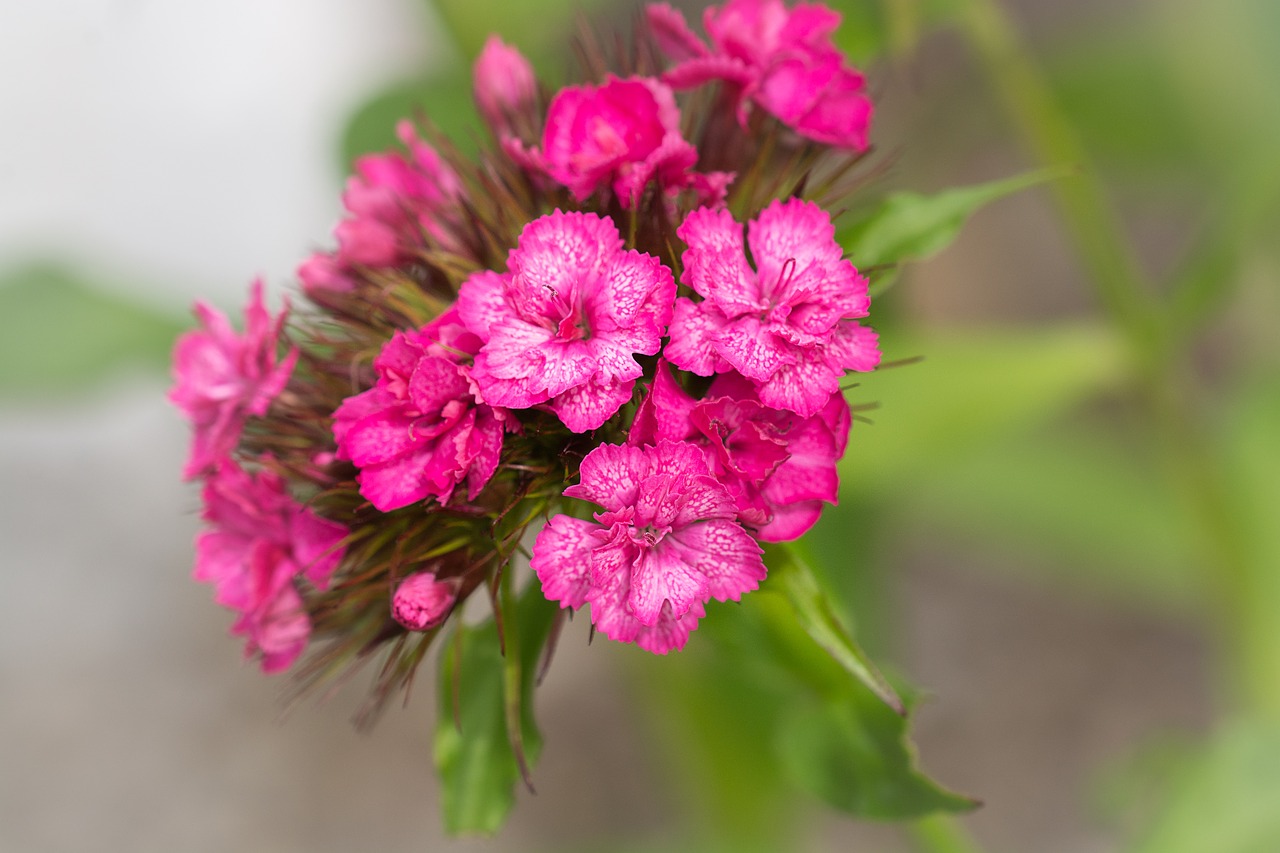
[473,35,537,136]
[391,572,459,631]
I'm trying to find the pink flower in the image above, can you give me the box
[631,363,849,541]
[457,210,676,432]
[508,75,707,207]
[648,0,873,149]
[474,36,538,138]
[194,459,348,673]
[299,121,461,294]
[170,279,298,480]
[664,198,879,417]
[530,441,766,654]
[332,310,508,512]
[391,572,460,631]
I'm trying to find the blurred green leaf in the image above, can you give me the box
[839,168,1064,269]
[841,323,1128,491]
[427,0,612,64]
[744,584,975,820]
[827,0,963,64]
[433,583,559,834]
[1128,721,1280,853]
[778,690,976,820]
[826,0,891,65]
[766,542,903,714]
[902,427,1202,609]
[0,262,185,398]
[341,65,483,166]
[628,557,971,841]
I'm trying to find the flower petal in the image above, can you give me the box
[531,515,601,610]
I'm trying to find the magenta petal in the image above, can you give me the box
[825,320,882,373]
[716,316,792,380]
[646,3,710,62]
[464,407,505,500]
[551,376,635,433]
[629,360,698,446]
[664,518,766,602]
[510,211,624,315]
[531,515,600,610]
[747,198,841,281]
[677,205,758,306]
[754,351,841,417]
[594,248,676,331]
[755,499,824,542]
[343,409,424,467]
[629,545,709,624]
[567,443,648,511]
[456,270,513,343]
[356,450,435,512]
[664,298,731,376]
[289,508,348,590]
[663,55,755,90]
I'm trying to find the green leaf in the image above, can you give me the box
[1128,721,1280,853]
[0,262,185,398]
[839,168,1066,268]
[341,66,483,166]
[778,690,977,820]
[426,0,611,67]
[825,0,964,64]
[841,323,1129,492]
[738,583,974,821]
[628,567,971,841]
[433,582,559,834]
[765,542,903,714]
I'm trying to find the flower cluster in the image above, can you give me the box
[173,0,880,691]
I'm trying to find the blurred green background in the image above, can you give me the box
[3,0,1278,850]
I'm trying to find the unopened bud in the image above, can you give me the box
[473,35,537,136]
[391,572,459,631]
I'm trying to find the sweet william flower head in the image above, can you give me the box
[665,197,880,417]
[169,279,298,480]
[193,459,348,673]
[332,313,508,513]
[531,441,767,654]
[300,121,461,295]
[458,210,675,432]
[648,0,873,149]
[631,362,849,541]
[509,75,703,207]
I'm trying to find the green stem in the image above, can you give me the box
[909,814,986,853]
[958,0,1280,718]
[956,0,1165,366]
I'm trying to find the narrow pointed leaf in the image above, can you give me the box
[765,542,904,715]
[840,168,1067,267]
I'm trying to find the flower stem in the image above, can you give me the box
[957,0,1280,719]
